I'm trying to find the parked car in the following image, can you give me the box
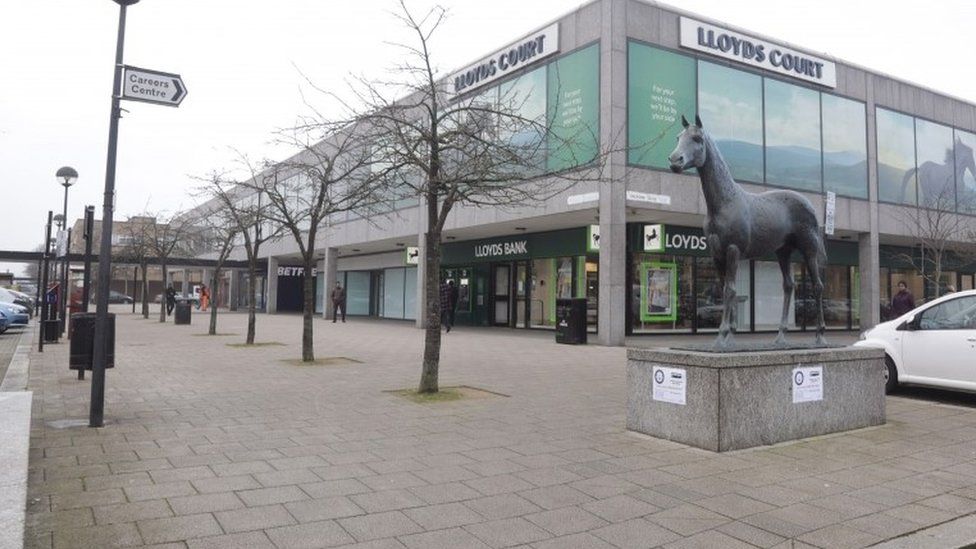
[0,310,9,334]
[0,287,34,316]
[0,301,30,326]
[107,291,133,304]
[855,289,976,394]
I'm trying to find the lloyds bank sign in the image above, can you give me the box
[679,17,837,88]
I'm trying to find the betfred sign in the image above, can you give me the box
[451,23,559,94]
[679,17,836,88]
[277,266,317,277]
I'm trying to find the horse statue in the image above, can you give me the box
[901,138,976,207]
[668,115,826,349]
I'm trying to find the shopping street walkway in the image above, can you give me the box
[21,310,976,548]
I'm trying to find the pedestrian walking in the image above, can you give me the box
[199,284,210,311]
[441,279,459,332]
[890,280,915,318]
[165,285,177,316]
[331,282,346,323]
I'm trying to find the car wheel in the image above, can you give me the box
[884,356,898,394]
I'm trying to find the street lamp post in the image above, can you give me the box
[91,0,139,428]
[56,167,77,342]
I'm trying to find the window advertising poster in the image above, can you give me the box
[627,42,696,168]
[640,262,677,322]
[547,44,600,172]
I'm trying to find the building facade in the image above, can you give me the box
[217,0,976,344]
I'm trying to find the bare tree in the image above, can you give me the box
[197,161,284,345]
[116,217,155,318]
[335,2,603,392]
[191,205,238,336]
[139,212,199,322]
[894,180,976,299]
[248,130,381,362]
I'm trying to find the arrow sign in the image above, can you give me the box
[121,65,187,107]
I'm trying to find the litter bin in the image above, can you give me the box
[69,313,115,370]
[174,301,191,325]
[43,318,61,343]
[555,298,587,344]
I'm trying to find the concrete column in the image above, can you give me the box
[861,72,881,330]
[858,232,881,329]
[315,258,325,316]
[266,256,279,314]
[597,0,628,346]
[228,269,238,311]
[415,233,427,328]
[322,247,338,319]
[181,269,189,297]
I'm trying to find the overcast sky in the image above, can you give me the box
[2,0,975,277]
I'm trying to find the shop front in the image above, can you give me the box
[627,223,860,334]
[441,227,599,330]
[879,246,976,321]
[275,265,318,313]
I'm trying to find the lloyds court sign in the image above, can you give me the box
[679,17,836,88]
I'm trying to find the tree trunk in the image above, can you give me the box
[301,253,315,362]
[141,261,149,318]
[246,259,257,345]
[159,264,168,322]
[208,268,221,335]
[419,228,442,393]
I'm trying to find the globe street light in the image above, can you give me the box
[56,166,78,346]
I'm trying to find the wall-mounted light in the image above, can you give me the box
[515,227,527,231]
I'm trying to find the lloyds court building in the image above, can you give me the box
[198,0,976,345]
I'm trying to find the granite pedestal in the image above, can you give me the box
[627,346,886,452]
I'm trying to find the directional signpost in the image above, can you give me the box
[122,66,187,107]
[91,0,188,428]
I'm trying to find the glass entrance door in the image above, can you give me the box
[494,264,511,326]
[515,262,528,328]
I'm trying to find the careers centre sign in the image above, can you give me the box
[679,17,836,88]
[451,23,559,94]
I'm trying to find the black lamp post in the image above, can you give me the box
[56,167,78,337]
[91,0,140,428]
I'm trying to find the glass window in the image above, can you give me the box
[547,44,600,171]
[695,257,750,331]
[915,119,956,209]
[764,79,822,191]
[404,267,417,320]
[530,258,556,327]
[499,66,547,173]
[918,296,976,330]
[697,62,763,182]
[822,265,850,328]
[631,254,694,333]
[954,129,976,213]
[383,268,405,319]
[754,261,800,331]
[627,43,696,169]
[821,94,867,198]
[876,108,917,204]
[345,271,371,315]
[315,272,324,314]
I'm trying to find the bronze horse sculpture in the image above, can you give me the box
[668,115,826,348]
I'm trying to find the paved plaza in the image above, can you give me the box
[18,310,976,548]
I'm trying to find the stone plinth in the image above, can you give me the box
[626,346,886,452]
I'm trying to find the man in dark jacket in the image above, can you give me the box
[331,282,346,323]
[890,280,915,318]
[165,285,177,316]
[441,280,459,332]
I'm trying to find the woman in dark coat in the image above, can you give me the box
[890,281,915,318]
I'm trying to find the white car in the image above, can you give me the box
[855,289,976,394]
